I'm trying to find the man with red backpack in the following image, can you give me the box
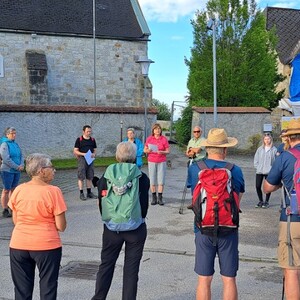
[264,119,300,300]
[187,128,245,300]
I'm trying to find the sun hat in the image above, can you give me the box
[280,119,300,136]
[199,128,238,148]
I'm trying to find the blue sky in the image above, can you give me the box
[139,0,300,110]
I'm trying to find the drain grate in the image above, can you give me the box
[60,261,99,280]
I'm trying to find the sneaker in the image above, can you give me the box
[87,192,97,199]
[255,202,263,208]
[80,193,87,201]
[262,202,269,208]
[2,208,12,218]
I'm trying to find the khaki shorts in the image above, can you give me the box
[278,221,300,269]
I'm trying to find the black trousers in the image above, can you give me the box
[10,247,62,300]
[255,173,270,202]
[92,223,147,300]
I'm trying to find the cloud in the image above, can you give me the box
[171,35,185,40]
[138,0,206,22]
[256,0,298,9]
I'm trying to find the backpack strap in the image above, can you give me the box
[288,147,300,159]
[197,160,208,170]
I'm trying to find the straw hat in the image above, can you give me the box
[200,128,238,148]
[280,119,300,136]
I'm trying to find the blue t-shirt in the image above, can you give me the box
[266,144,300,222]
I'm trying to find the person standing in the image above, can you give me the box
[254,133,277,208]
[123,128,144,168]
[187,128,245,300]
[264,119,300,300]
[74,125,97,200]
[0,127,24,218]
[92,142,149,300]
[186,126,206,161]
[144,123,170,206]
[8,153,67,300]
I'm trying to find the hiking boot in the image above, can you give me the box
[87,192,97,199]
[187,203,193,209]
[2,208,12,218]
[158,194,164,206]
[151,194,157,205]
[262,202,269,208]
[255,201,263,208]
[80,193,87,201]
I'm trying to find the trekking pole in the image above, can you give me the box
[179,178,188,214]
[179,158,193,214]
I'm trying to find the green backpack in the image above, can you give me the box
[101,163,142,231]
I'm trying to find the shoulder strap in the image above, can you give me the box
[224,162,234,171]
[288,148,300,159]
[197,160,208,170]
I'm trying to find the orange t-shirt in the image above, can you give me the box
[8,182,67,251]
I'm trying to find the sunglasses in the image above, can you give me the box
[193,131,200,133]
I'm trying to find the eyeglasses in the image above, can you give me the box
[193,131,200,133]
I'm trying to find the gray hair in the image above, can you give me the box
[127,128,135,133]
[116,142,137,163]
[26,153,52,177]
[4,127,16,135]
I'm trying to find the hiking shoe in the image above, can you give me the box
[2,208,12,218]
[87,192,97,199]
[187,203,193,209]
[151,194,157,205]
[158,195,164,206]
[80,193,87,201]
[255,202,263,208]
[262,202,269,208]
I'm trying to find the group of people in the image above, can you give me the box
[2,119,300,300]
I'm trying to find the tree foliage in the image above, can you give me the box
[185,0,284,109]
[151,98,171,120]
[175,0,285,145]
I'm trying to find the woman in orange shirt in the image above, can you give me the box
[8,153,67,300]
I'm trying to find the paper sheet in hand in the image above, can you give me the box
[148,144,158,152]
[84,150,95,165]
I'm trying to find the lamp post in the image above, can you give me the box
[170,101,186,141]
[207,18,217,127]
[136,57,154,143]
[92,0,97,106]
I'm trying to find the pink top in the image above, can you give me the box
[145,135,169,163]
[8,182,67,251]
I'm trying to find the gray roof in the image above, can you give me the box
[266,7,300,64]
[0,0,150,40]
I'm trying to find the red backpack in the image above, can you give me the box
[192,161,240,243]
[284,148,300,215]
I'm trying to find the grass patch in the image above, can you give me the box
[51,157,148,170]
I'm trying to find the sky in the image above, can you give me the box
[138,0,300,111]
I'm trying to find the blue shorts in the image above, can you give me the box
[1,171,21,190]
[194,230,239,277]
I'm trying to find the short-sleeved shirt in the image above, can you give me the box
[8,182,67,250]
[187,137,206,160]
[266,143,300,222]
[145,135,169,163]
[187,159,245,195]
[74,136,97,154]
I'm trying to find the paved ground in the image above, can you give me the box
[0,145,284,299]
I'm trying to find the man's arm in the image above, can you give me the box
[263,180,281,193]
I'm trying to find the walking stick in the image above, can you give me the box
[179,158,193,214]
[179,179,188,214]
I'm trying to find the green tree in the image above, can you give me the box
[151,99,171,120]
[185,0,284,108]
[175,0,285,145]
